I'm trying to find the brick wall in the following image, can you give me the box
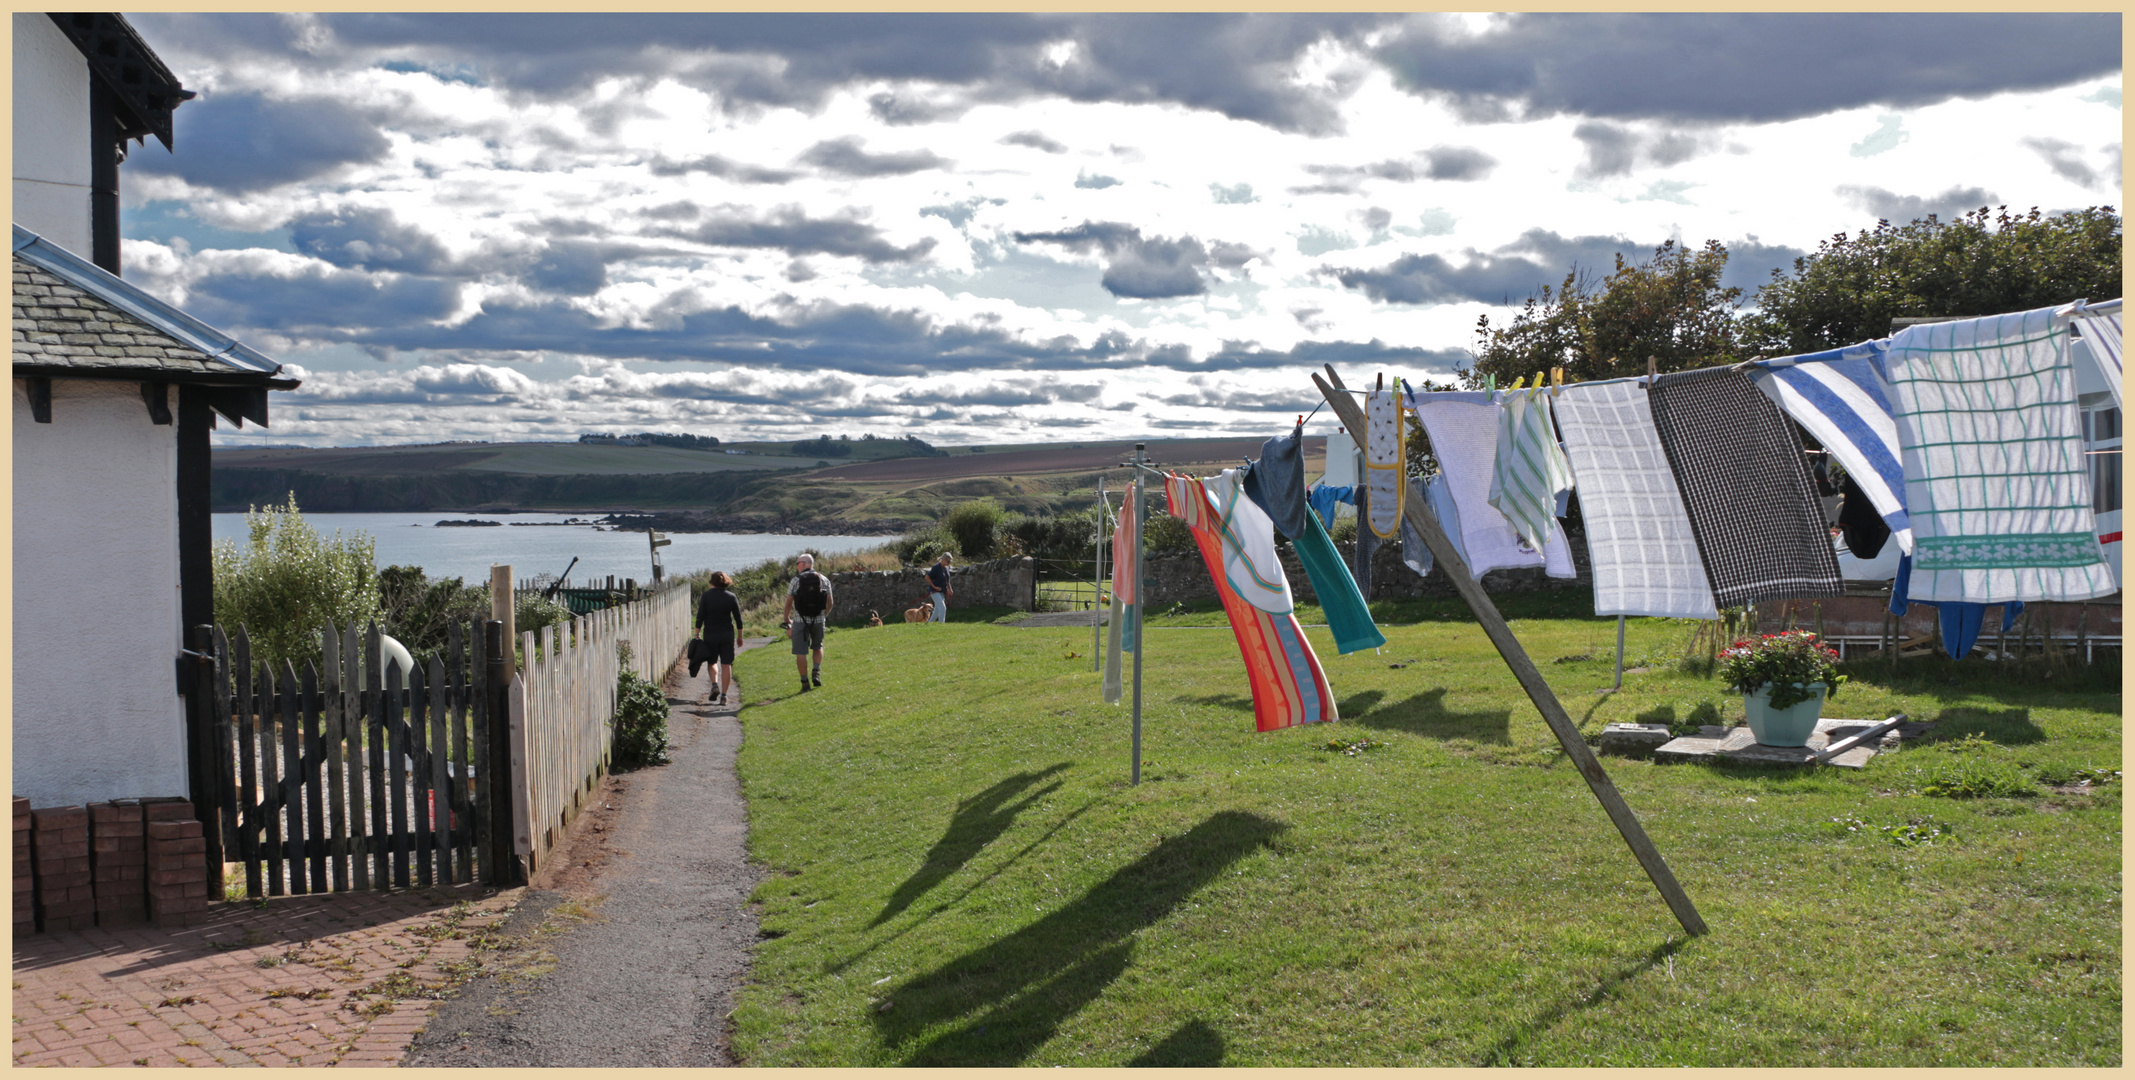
[824,556,1037,620]
[1138,525,1592,606]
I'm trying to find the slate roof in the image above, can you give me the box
[12,225,295,388]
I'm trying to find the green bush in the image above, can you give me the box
[212,494,379,672]
[379,565,491,667]
[1143,507,1196,554]
[611,646,670,770]
[1324,513,1357,546]
[942,498,1006,558]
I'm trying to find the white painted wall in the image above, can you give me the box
[12,378,188,806]
[13,12,93,259]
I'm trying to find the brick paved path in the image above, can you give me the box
[12,884,520,1067]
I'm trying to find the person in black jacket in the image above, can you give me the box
[695,571,745,706]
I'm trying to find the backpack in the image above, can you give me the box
[792,570,828,617]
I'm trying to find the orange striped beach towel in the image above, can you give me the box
[1165,474,1338,732]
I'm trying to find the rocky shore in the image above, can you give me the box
[596,512,911,536]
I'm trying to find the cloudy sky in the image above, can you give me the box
[115,13,2122,448]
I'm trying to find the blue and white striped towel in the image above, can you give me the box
[2072,308,2122,408]
[1746,340,1912,555]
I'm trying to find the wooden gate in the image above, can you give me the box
[208,619,507,896]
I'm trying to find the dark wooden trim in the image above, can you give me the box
[89,77,120,275]
[25,378,53,423]
[141,381,172,424]
[200,384,271,428]
[11,365,298,392]
[176,387,214,634]
[47,13,191,151]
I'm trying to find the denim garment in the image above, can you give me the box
[1242,425,1310,540]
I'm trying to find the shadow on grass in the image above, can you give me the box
[1347,687,1511,744]
[1478,938,1685,1066]
[876,810,1285,1066]
[1633,702,1723,734]
[1126,1019,1226,1066]
[1177,693,1254,714]
[872,764,1070,927]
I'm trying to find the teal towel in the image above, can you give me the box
[1294,508,1385,655]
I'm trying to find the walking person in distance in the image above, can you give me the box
[695,571,744,707]
[782,553,834,692]
[926,553,954,622]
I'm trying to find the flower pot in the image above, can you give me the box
[1742,683,1827,747]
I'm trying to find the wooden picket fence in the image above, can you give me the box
[209,619,500,897]
[511,581,691,873]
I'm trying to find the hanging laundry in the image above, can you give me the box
[1207,469,1295,615]
[1889,555,2023,660]
[1836,473,1892,561]
[1400,476,1434,579]
[1242,424,1309,540]
[1553,381,1718,619]
[1883,305,2116,603]
[1306,483,1353,528]
[1403,389,1578,580]
[1353,479,1379,599]
[1103,492,1136,703]
[1292,504,1386,655]
[1648,368,1842,608]
[1113,489,1139,652]
[1746,340,1913,555]
[1364,387,1406,539]
[1487,387,1576,551]
[2071,307,2123,408]
[1423,473,1465,567]
[1166,474,1337,732]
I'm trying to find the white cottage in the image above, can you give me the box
[12,13,298,809]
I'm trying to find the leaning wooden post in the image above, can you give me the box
[490,564,517,680]
[1315,367,1708,937]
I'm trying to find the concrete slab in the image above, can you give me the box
[1653,718,1892,769]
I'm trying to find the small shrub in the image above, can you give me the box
[379,565,491,667]
[942,498,1006,558]
[1715,630,1846,708]
[1143,508,1196,554]
[611,646,670,770]
[1920,756,2036,799]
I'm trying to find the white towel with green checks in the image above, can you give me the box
[1487,388,1574,552]
[1884,304,2116,603]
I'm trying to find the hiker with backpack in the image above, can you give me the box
[781,553,834,692]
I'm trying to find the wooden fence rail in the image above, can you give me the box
[511,580,691,875]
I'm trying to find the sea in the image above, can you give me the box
[209,511,894,587]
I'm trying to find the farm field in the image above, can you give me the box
[728,599,2121,1067]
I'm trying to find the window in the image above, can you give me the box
[2084,404,2121,515]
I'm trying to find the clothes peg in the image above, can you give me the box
[1376,372,1384,391]
[1550,366,1564,396]
[1485,373,1495,391]
[1647,355,1658,386]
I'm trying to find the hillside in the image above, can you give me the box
[212,436,1327,523]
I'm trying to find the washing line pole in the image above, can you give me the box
[1614,615,1627,690]
[1129,444,1146,786]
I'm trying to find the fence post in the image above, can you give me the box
[483,619,521,885]
[186,624,227,896]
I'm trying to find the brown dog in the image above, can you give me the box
[903,605,930,623]
[867,610,884,628]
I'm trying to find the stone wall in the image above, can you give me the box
[824,556,1036,620]
[1138,525,1592,606]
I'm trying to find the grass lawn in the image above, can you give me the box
[727,599,2121,1067]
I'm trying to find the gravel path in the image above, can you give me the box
[403,641,769,1067]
